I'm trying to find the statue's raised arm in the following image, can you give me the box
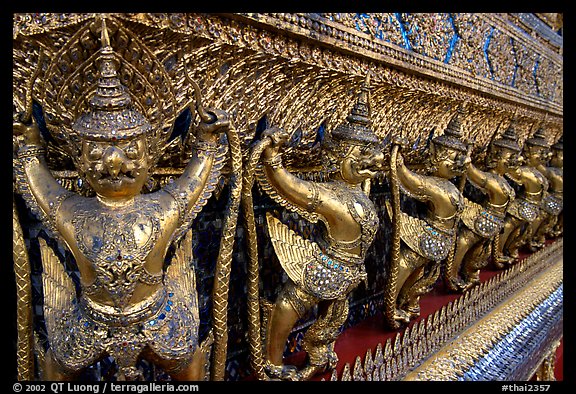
[162,101,230,242]
[14,116,75,236]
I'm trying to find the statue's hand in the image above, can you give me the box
[391,135,409,150]
[195,108,229,143]
[395,150,405,168]
[261,126,290,159]
[262,126,290,147]
[13,116,43,146]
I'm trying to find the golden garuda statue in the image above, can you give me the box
[241,79,385,380]
[384,105,470,329]
[538,135,563,239]
[494,126,549,267]
[13,16,240,381]
[522,127,554,252]
[531,133,563,248]
[444,123,518,292]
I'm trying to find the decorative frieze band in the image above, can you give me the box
[325,239,563,381]
[13,13,563,169]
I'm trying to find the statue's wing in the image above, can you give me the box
[171,141,229,244]
[265,212,321,286]
[384,199,429,258]
[165,228,198,307]
[461,197,483,232]
[396,211,429,257]
[256,165,320,224]
[40,238,76,337]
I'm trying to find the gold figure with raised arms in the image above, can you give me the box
[13,18,231,380]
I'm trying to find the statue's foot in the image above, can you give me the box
[550,226,562,238]
[298,364,325,381]
[264,361,301,381]
[461,272,480,291]
[492,259,504,270]
[529,240,545,252]
[406,305,420,320]
[509,250,519,263]
[447,277,467,292]
[460,280,477,292]
[393,308,411,324]
[494,254,513,269]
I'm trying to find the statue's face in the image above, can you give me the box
[550,148,563,168]
[431,143,470,178]
[524,144,548,167]
[487,146,521,174]
[339,144,384,184]
[78,135,150,199]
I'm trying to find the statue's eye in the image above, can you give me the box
[88,146,103,160]
[125,144,140,159]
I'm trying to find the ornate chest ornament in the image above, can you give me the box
[541,191,562,216]
[508,197,540,222]
[460,199,507,239]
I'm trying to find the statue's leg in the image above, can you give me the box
[403,260,441,319]
[264,280,316,380]
[496,217,521,267]
[528,212,547,251]
[147,345,209,381]
[545,214,559,237]
[446,228,478,292]
[505,220,530,261]
[533,213,555,249]
[299,298,349,380]
[462,237,492,289]
[392,246,427,322]
[398,264,424,315]
[551,212,563,237]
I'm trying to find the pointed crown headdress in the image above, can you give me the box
[72,19,152,142]
[492,119,522,152]
[432,103,468,152]
[330,75,380,147]
[525,126,551,149]
[36,15,179,164]
[551,135,563,151]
